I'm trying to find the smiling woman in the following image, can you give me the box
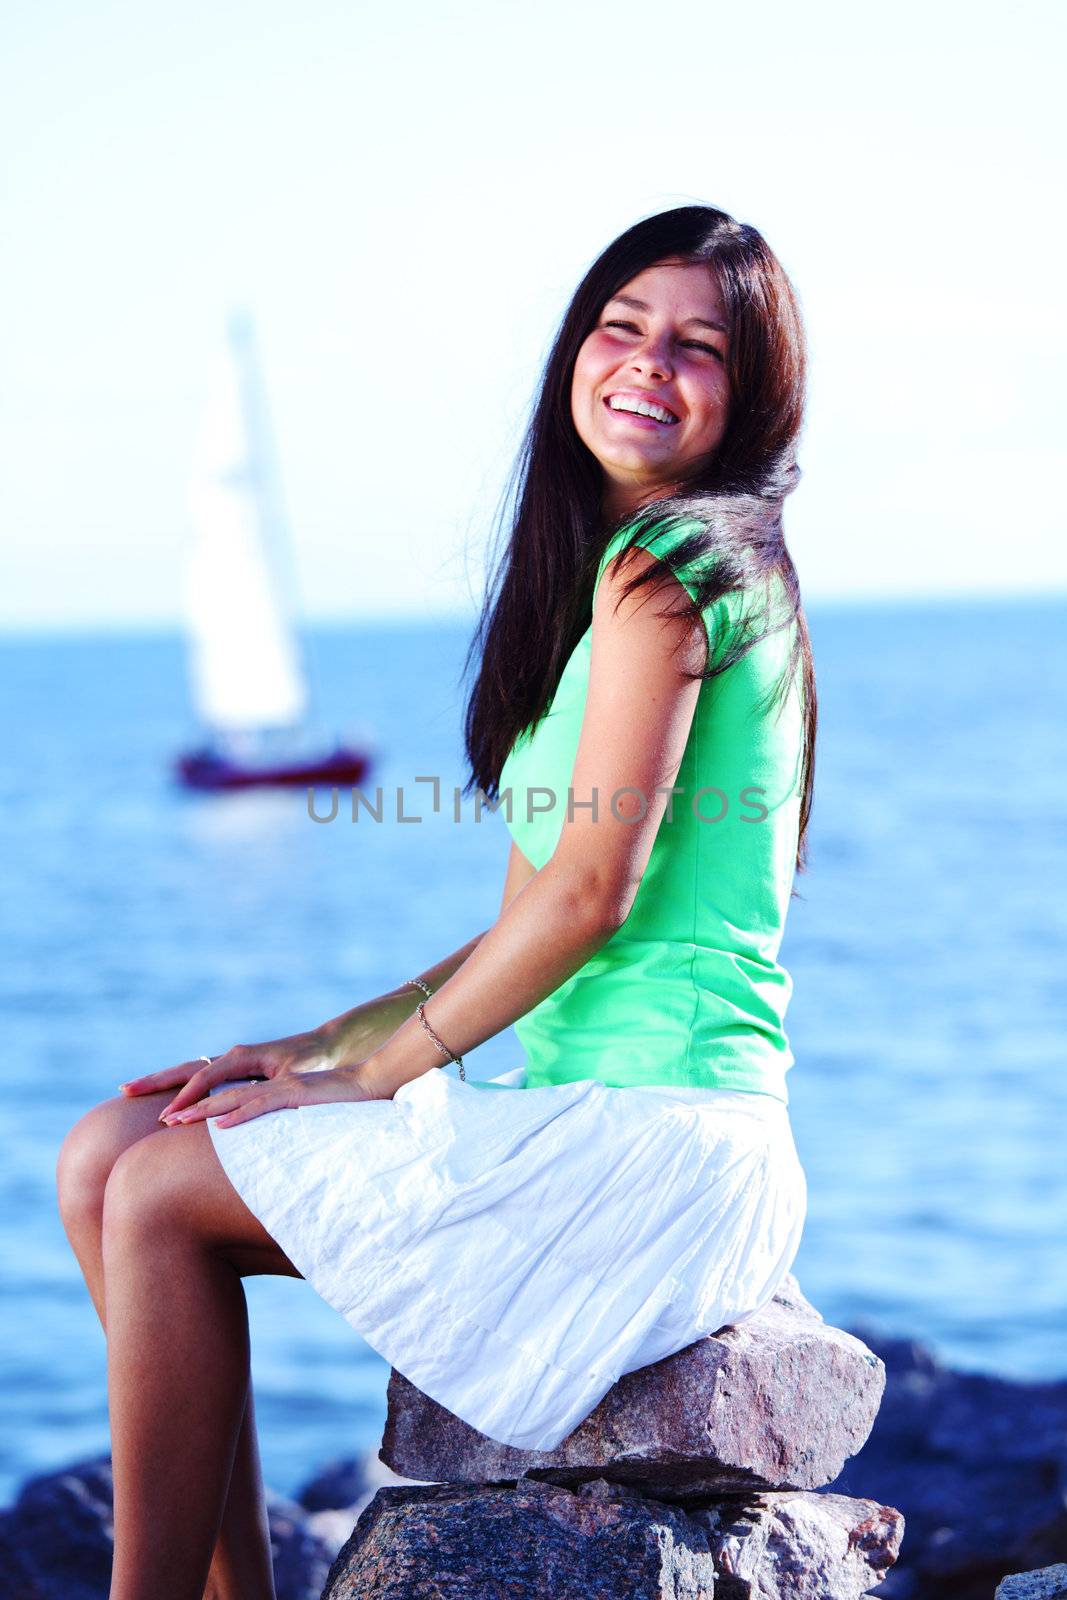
[56,203,816,1600]
[467,206,813,868]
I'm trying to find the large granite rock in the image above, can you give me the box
[320,1477,903,1600]
[381,1273,885,1501]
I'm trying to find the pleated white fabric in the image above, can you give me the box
[207,1064,807,1452]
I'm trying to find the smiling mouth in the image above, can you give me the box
[604,395,680,427]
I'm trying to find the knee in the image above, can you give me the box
[102,1132,182,1246]
[56,1101,125,1229]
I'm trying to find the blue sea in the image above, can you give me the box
[1,601,1065,1505]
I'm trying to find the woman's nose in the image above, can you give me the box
[629,332,673,380]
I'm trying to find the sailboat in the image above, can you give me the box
[175,310,373,792]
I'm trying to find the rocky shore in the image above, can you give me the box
[2,1275,1065,1598]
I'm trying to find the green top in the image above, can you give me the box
[496,519,805,1105]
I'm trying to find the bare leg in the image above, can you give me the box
[202,1380,273,1600]
[57,1096,297,1599]
[100,1118,305,1600]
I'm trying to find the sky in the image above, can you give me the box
[1,0,1063,632]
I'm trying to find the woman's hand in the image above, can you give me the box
[160,1064,381,1129]
[118,1028,345,1122]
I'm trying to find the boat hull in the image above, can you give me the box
[175,746,370,792]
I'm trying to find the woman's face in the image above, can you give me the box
[570,257,731,520]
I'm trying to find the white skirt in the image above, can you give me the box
[206,1064,807,1453]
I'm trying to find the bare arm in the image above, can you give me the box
[316,930,487,1065]
[499,836,538,913]
[357,545,706,1100]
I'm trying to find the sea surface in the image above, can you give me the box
[1,600,1065,1505]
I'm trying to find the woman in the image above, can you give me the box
[57,203,816,1600]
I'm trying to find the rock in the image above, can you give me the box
[294,1448,430,1514]
[831,1320,1067,1598]
[305,1507,364,1561]
[294,1450,435,1559]
[265,1487,338,1599]
[320,1477,903,1600]
[321,1479,716,1599]
[995,1565,1067,1600]
[0,1455,113,1600]
[0,1457,338,1600]
[711,1490,903,1598]
[381,1274,885,1501]
[0,1518,48,1599]
[295,1456,373,1512]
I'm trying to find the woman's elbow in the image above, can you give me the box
[542,857,635,939]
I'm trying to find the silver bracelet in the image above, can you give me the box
[406,977,466,1082]
[415,1000,466,1082]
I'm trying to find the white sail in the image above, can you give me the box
[183,311,308,738]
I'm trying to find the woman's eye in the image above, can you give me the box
[603,322,724,361]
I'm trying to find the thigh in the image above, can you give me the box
[104,1121,305,1282]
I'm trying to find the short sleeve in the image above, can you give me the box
[592,516,736,667]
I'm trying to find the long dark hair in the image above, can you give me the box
[461,204,817,875]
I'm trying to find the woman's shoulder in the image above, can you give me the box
[593,515,739,669]
[593,515,801,685]
[593,516,714,600]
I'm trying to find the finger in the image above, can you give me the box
[159,1059,242,1119]
[168,1094,278,1128]
[195,1078,291,1128]
[161,1056,271,1118]
[120,1062,204,1096]
[163,1080,269,1125]
[159,1074,213,1118]
[211,1095,286,1128]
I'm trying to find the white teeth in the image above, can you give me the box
[608,395,678,425]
